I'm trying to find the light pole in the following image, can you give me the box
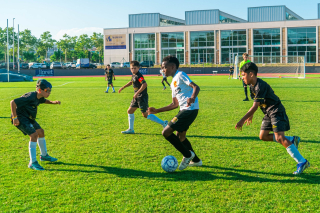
[13,18,15,70]
[7,19,9,82]
[18,24,20,73]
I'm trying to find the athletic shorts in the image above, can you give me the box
[130,94,149,112]
[162,77,167,80]
[242,81,247,87]
[107,79,113,84]
[12,117,42,136]
[261,111,290,132]
[230,72,234,75]
[168,109,198,132]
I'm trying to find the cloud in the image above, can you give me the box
[54,27,103,40]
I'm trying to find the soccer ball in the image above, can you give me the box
[161,155,178,172]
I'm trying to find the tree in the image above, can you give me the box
[91,32,103,63]
[57,34,71,62]
[50,50,64,62]
[75,34,92,61]
[39,31,55,59]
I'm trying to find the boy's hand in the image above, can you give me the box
[235,120,244,131]
[114,78,116,81]
[52,101,61,105]
[118,87,123,93]
[187,97,195,107]
[148,107,158,114]
[245,116,253,126]
[13,119,20,126]
[133,93,139,99]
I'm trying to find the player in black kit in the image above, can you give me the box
[105,64,116,93]
[118,61,168,134]
[10,79,61,171]
[235,62,309,175]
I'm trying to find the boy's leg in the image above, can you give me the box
[29,132,38,164]
[106,84,110,93]
[164,78,170,86]
[111,83,115,92]
[36,128,58,162]
[177,131,201,163]
[122,107,137,133]
[147,113,167,127]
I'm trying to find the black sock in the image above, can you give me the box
[182,138,200,162]
[244,87,248,98]
[162,81,165,87]
[165,134,191,157]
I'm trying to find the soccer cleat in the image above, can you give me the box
[162,120,168,129]
[178,151,195,170]
[292,136,300,149]
[121,129,135,134]
[189,159,203,167]
[28,161,45,171]
[293,160,310,175]
[105,91,108,93]
[163,87,166,90]
[112,91,115,93]
[243,98,249,101]
[40,154,58,162]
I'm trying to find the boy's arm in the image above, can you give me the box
[133,82,147,99]
[235,102,260,130]
[113,73,115,80]
[10,100,19,126]
[148,97,179,114]
[45,100,61,105]
[187,82,200,107]
[118,81,133,93]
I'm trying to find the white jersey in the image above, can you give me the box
[171,71,199,111]
[160,70,166,78]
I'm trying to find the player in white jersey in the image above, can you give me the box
[148,56,201,170]
[159,69,170,90]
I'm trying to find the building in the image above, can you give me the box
[104,5,320,65]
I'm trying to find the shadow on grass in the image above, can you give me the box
[48,162,320,184]
[0,117,10,118]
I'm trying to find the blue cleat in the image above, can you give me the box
[28,161,45,171]
[293,160,310,175]
[292,136,300,149]
[40,154,58,162]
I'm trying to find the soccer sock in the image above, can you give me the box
[128,114,134,130]
[286,144,306,164]
[29,141,37,164]
[37,137,47,156]
[112,87,115,92]
[147,114,164,126]
[162,82,165,87]
[106,87,109,92]
[244,87,248,98]
[182,138,200,162]
[165,134,191,157]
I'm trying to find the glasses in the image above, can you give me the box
[44,89,51,93]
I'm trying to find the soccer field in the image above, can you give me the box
[1,75,319,212]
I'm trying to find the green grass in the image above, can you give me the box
[0,75,320,212]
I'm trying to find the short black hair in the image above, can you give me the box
[36,79,52,90]
[241,62,258,76]
[162,56,179,69]
[130,61,140,67]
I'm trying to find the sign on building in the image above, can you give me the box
[35,69,54,76]
[105,34,126,49]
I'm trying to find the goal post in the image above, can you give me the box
[233,55,305,79]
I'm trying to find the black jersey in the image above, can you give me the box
[105,69,114,80]
[250,78,285,116]
[131,71,147,96]
[229,67,234,73]
[14,92,46,120]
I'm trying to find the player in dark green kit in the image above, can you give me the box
[10,79,61,171]
[105,64,116,93]
[235,62,310,175]
[119,61,167,134]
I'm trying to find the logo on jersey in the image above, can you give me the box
[171,117,178,124]
[272,125,277,129]
[138,77,144,83]
[173,81,177,87]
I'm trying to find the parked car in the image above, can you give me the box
[29,63,46,69]
[121,62,130,68]
[1,62,17,69]
[139,61,154,68]
[88,63,97,69]
[110,62,121,68]
[20,63,29,69]
[50,62,62,69]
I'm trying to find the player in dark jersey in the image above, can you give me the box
[239,53,251,101]
[118,61,168,134]
[235,62,309,175]
[105,64,116,93]
[159,69,170,90]
[228,66,234,79]
[10,79,61,171]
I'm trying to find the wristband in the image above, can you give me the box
[13,117,18,120]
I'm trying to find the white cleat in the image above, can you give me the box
[162,120,168,129]
[189,159,203,167]
[179,151,195,170]
[121,129,135,134]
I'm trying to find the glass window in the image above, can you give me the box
[161,32,185,64]
[189,31,215,64]
[220,30,247,64]
[219,15,239,23]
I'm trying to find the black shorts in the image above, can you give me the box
[230,72,234,75]
[12,117,42,136]
[168,109,198,132]
[130,94,149,112]
[107,79,113,84]
[261,112,290,132]
[162,77,167,80]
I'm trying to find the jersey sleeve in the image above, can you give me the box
[171,85,176,98]
[180,72,192,86]
[39,98,46,104]
[14,93,33,108]
[254,82,267,103]
[138,74,146,84]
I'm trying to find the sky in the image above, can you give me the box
[1,0,320,40]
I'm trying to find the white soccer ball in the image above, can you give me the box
[161,155,178,172]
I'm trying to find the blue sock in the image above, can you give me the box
[107,87,109,92]
[112,87,115,92]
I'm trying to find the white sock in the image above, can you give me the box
[147,114,164,126]
[286,144,306,163]
[29,141,37,164]
[128,114,134,130]
[37,137,47,156]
